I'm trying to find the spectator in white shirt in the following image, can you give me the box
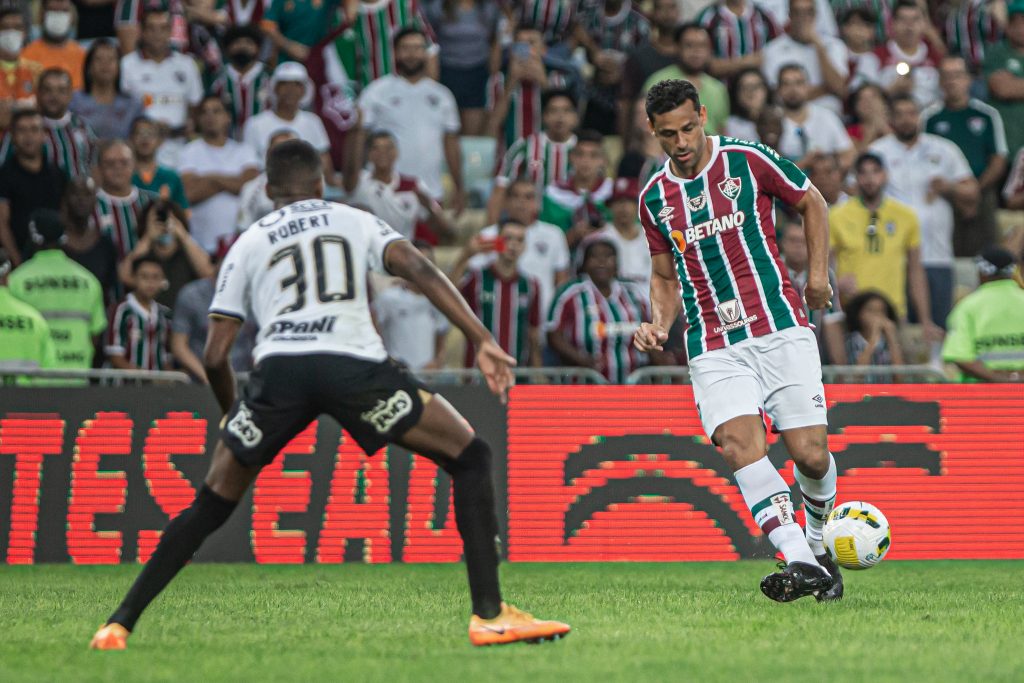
[342,127,454,242]
[776,63,856,169]
[356,27,464,213]
[762,0,849,113]
[755,0,837,38]
[600,177,651,290]
[469,177,570,317]
[177,96,260,252]
[236,129,298,232]
[372,239,450,371]
[856,0,944,110]
[839,6,879,92]
[119,7,203,168]
[869,93,979,334]
[243,62,335,184]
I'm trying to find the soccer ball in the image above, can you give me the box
[822,501,892,570]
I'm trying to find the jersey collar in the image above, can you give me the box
[662,135,721,183]
[126,293,159,320]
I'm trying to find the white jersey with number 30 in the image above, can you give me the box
[210,199,404,364]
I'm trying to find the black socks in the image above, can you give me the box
[443,438,503,619]
[109,485,238,631]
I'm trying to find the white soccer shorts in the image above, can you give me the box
[688,326,827,441]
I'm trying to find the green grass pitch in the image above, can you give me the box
[1,561,1022,682]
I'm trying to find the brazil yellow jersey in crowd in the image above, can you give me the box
[829,196,921,318]
[7,249,106,369]
[0,286,57,384]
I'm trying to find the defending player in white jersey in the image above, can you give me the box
[90,140,570,650]
[634,80,843,602]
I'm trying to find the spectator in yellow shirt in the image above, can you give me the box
[829,152,943,343]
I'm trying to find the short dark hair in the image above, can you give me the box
[645,79,701,120]
[572,128,604,147]
[673,22,711,44]
[38,68,72,90]
[266,139,322,188]
[542,87,577,112]
[366,129,396,148]
[198,93,228,112]
[129,115,160,137]
[131,253,166,275]
[845,291,897,336]
[10,108,42,130]
[854,152,886,172]
[839,6,877,25]
[892,0,921,18]
[222,23,262,50]
[777,62,807,82]
[83,39,121,96]
[890,92,919,110]
[393,26,426,49]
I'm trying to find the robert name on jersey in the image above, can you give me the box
[259,200,334,245]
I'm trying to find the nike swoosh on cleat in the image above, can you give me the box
[479,624,506,634]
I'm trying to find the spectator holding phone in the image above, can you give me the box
[119,200,212,307]
[450,220,542,368]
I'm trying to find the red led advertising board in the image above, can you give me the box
[1,384,1022,564]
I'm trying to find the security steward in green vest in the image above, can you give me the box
[0,248,57,384]
[943,245,1024,382]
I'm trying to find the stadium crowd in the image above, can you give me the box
[0,0,1023,384]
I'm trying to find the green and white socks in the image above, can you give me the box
[735,457,817,565]
[793,454,838,556]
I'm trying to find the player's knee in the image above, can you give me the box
[445,437,493,477]
[715,425,767,470]
[788,432,830,478]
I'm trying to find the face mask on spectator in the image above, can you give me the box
[43,11,73,40]
[0,29,23,54]
[228,50,258,70]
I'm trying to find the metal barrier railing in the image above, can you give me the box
[627,364,949,384]
[0,367,192,386]
[416,367,609,385]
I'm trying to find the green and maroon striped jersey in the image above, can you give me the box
[328,0,434,90]
[459,265,540,367]
[105,293,173,371]
[208,64,271,140]
[495,132,575,190]
[696,2,780,59]
[639,136,811,361]
[0,113,96,177]
[92,187,156,262]
[546,275,650,384]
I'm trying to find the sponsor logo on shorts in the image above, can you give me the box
[227,401,263,448]
[361,390,414,434]
[771,493,795,525]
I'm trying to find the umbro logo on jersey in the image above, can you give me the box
[657,206,675,223]
[687,194,707,212]
[718,177,742,201]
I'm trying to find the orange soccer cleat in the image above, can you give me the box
[89,623,129,650]
[468,602,571,646]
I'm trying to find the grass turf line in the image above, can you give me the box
[0,561,1021,682]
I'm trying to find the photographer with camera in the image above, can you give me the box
[118,200,212,308]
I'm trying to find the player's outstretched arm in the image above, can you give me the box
[634,252,681,352]
[794,186,834,311]
[204,315,242,415]
[384,240,516,400]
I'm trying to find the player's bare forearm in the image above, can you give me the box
[385,240,492,346]
[204,316,242,414]
[796,186,830,282]
[907,247,933,325]
[649,253,681,330]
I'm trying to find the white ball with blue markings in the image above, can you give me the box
[822,501,892,570]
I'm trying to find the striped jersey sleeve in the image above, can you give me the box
[496,138,528,186]
[740,144,810,206]
[106,301,131,356]
[638,174,672,255]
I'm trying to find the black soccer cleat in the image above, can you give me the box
[814,553,844,602]
[759,561,834,603]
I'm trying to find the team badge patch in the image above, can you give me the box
[718,177,742,200]
[968,116,986,135]
[716,298,742,324]
[361,390,414,434]
[687,194,707,211]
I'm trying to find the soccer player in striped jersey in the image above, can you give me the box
[487,88,578,223]
[452,220,542,368]
[208,24,271,140]
[33,68,96,179]
[634,79,843,602]
[106,255,173,371]
[547,233,649,383]
[696,0,781,79]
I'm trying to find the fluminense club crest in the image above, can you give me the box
[687,193,707,211]
[718,176,742,201]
